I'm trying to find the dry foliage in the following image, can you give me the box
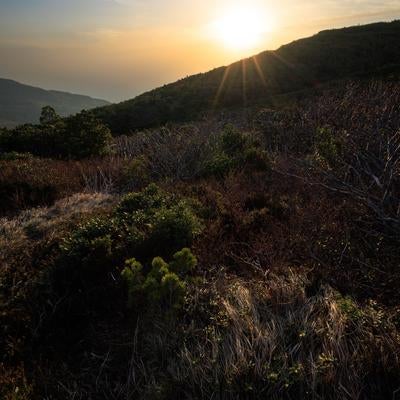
[1,81,400,399]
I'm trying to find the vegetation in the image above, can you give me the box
[1,21,400,400]
[59,184,200,271]
[0,107,112,159]
[121,247,197,311]
[95,21,400,134]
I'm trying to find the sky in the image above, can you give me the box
[0,0,399,102]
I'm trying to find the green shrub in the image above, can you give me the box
[57,184,201,290]
[121,248,197,311]
[44,185,201,342]
[117,184,201,256]
[149,204,199,255]
[314,126,342,168]
[201,125,270,177]
[336,294,364,321]
[120,156,151,190]
[120,258,145,307]
[169,247,197,276]
[61,217,115,261]
[117,183,166,214]
[160,272,186,308]
[220,125,249,156]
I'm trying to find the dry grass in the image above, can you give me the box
[0,157,130,215]
[174,273,399,399]
[131,271,399,399]
[0,362,32,400]
[0,192,117,372]
[52,270,399,399]
[0,192,115,251]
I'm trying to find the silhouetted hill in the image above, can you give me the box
[0,79,110,127]
[95,20,400,134]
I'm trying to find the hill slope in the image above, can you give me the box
[96,20,400,134]
[0,78,110,127]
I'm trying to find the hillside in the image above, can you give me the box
[96,20,400,134]
[1,18,400,400]
[1,80,400,399]
[0,78,110,127]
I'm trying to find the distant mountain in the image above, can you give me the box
[95,20,400,134]
[0,79,111,127]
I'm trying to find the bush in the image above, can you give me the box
[117,183,166,214]
[201,125,270,177]
[121,258,145,307]
[37,185,201,352]
[169,247,197,276]
[120,156,151,190]
[57,184,201,291]
[313,126,343,168]
[121,248,197,311]
[115,125,211,181]
[116,184,201,257]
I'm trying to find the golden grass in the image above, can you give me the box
[118,271,400,399]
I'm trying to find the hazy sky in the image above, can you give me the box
[0,0,399,102]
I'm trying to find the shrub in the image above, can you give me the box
[220,125,249,156]
[120,258,145,307]
[115,184,201,257]
[37,185,201,354]
[120,156,151,190]
[335,293,364,321]
[169,247,197,276]
[149,203,200,255]
[201,125,270,177]
[117,183,166,214]
[121,248,197,311]
[63,220,115,267]
[116,125,210,181]
[243,146,271,170]
[57,184,201,291]
[313,126,342,168]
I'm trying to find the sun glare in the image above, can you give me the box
[211,7,273,51]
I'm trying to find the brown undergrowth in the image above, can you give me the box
[1,81,400,399]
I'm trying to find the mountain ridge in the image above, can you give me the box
[95,20,400,134]
[0,78,111,127]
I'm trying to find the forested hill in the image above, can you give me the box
[95,20,400,134]
[0,78,110,127]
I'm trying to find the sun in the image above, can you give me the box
[211,7,272,51]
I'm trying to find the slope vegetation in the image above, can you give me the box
[96,20,400,134]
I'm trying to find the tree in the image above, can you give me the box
[40,106,60,125]
[1,109,112,159]
[63,110,112,159]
